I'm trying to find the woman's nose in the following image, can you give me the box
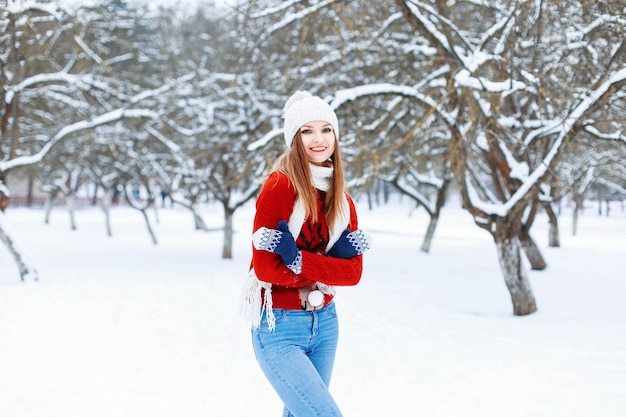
[312,131,323,142]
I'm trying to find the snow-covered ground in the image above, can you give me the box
[1,197,625,417]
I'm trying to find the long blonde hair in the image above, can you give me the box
[272,131,346,231]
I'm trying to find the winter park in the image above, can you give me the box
[1,1,626,417]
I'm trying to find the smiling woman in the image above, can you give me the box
[241,90,371,417]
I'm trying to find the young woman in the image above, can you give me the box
[241,91,371,417]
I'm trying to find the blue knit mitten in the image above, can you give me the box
[327,228,372,258]
[253,220,302,274]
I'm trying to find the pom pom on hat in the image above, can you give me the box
[283,91,339,148]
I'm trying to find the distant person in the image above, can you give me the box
[241,91,371,417]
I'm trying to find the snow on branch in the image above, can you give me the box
[377,12,405,38]
[596,177,626,195]
[0,181,9,198]
[5,1,62,19]
[247,128,282,151]
[476,4,517,55]
[404,0,476,63]
[498,141,529,182]
[228,177,265,210]
[407,166,445,189]
[144,123,198,175]
[331,83,455,127]
[394,173,435,213]
[566,15,626,43]
[5,72,129,105]
[576,167,596,195]
[259,0,338,40]
[530,67,626,142]
[455,68,527,94]
[251,0,301,18]
[130,72,197,104]
[584,125,625,143]
[144,124,182,154]
[74,34,103,64]
[103,53,134,67]
[404,0,453,55]
[469,67,626,217]
[0,109,157,172]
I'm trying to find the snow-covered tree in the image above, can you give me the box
[1,1,158,279]
[149,3,290,258]
[260,0,625,315]
[388,0,625,314]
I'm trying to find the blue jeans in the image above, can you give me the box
[251,302,343,417]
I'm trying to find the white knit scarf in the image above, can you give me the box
[240,163,349,331]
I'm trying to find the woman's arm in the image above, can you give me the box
[252,173,363,287]
[252,172,318,288]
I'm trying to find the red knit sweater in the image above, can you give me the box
[251,171,363,310]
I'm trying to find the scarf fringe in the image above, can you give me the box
[240,268,276,330]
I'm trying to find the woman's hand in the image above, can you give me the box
[327,229,372,258]
[253,220,302,274]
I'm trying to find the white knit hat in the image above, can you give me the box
[282,91,339,148]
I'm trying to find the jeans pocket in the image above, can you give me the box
[253,309,290,349]
[320,302,338,319]
[259,308,287,329]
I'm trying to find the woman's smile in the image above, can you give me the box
[300,121,336,165]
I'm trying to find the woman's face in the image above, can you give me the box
[298,120,336,166]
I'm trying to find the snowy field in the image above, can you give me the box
[1,197,625,417]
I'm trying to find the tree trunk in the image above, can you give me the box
[67,193,77,231]
[572,203,580,236]
[518,231,547,271]
[27,175,35,207]
[543,202,560,247]
[0,193,8,212]
[0,212,39,281]
[494,221,537,316]
[171,197,208,231]
[124,186,157,245]
[222,206,234,259]
[100,187,113,237]
[140,208,158,245]
[420,177,449,253]
[420,215,438,253]
[152,200,160,224]
[44,190,58,224]
[192,205,208,231]
[516,198,546,270]
[367,190,374,211]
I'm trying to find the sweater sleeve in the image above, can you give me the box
[252,171,363,288]
[252,171,318,288]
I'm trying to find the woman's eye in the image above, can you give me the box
[322,127,332,133]
[300,129,312,134]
